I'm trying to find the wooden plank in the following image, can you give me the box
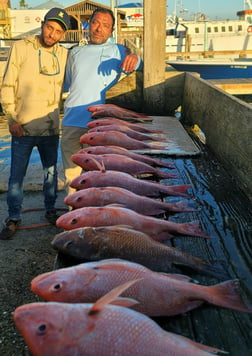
[208,78,252,95]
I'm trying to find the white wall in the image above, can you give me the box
[10,9,48,37]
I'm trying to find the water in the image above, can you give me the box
[0,116,62,164]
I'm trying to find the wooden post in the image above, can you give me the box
[143,0,166,113]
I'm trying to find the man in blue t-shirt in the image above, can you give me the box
[61,7,143,193]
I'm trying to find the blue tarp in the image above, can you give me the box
[118,2,143,8]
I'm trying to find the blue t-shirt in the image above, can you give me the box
[63,40,142,128]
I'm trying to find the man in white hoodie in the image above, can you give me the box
[0,8,70,239]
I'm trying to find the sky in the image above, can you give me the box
[10,0,250,20]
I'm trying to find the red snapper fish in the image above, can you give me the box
[71,153,177,179]
[87,103,150,120]
[63,186,196,215]
[69,170,191,198]
[88,124,165,142]
[87,117,163,134]
[31,258,252,316]
[14,283,227,356]
[56,205,212,240]
[80,131,167,150]
[79,145,174,169]
[51,226,226,278]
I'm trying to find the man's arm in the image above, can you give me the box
[1,44,19,125]
[121,53,143,73]
[1,44,25,136]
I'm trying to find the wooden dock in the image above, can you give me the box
[208,78,252,95]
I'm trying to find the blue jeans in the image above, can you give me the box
[7,135,59,220]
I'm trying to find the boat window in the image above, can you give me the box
[221,26,226,32]
[228,26,233,32]
[195,27,199,33]
[238,25,243,31]
[207,27,211,33]
[214,27,218,32]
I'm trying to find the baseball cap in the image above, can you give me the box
[44,8,70,31]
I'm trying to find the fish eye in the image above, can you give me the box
[77,197,82,202]
[90,136,94,140]
[71,218,78,225]
[52,283,62,292]
[63,241,73,249]
[80,179,86,185]
[37,324,47,336]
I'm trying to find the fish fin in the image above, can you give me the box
[168,332,228,354]
[95,225,135,234]
[89,279,142,315]
[104,203,126,208]
[171,200,199,212]
[172,260,230,281]
[110,297,139,308]
[100,160,106,172]
[87,157,105,172]
[115,224,135,229]
[159,272,196,283]
[181,220,215,238]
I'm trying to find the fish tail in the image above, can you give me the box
[168,332,228,354]
[180,221,213,238]
[207,279,252,313]
[165,184,191,197]
[174,256,229,280]
[150,129,164,133]
[168,200,198,212]
[158,171,178,179]
[155,160,175,169]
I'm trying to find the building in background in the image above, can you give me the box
[118,2,143,27]
[0,0,11,38]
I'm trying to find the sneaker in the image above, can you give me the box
[45,210,59,225]
[0,218,21,240]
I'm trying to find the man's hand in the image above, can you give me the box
[9,123,25,137]
[121,54,138,73]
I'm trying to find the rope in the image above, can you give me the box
[16,207,68,230]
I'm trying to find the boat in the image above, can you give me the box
[165,0,252,54]
[166,57,252,79]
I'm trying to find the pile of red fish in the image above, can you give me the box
[13,104,252,355]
